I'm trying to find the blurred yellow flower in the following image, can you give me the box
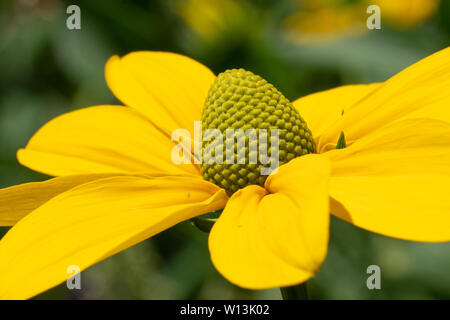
[283,1,366,43]
[374,0,440,29]
[176,0,250,43]
[0,47,449,299]
[283,0,441,43]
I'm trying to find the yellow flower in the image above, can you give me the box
[1,47,450,299]
[283,0,441,43]
[374,0,440,29]
[176,0,249,43]
[283,0,367,44]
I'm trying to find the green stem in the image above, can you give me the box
[280,283,308,300]
[191,209,222,233]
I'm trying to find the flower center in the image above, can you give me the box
[200,68,316,196]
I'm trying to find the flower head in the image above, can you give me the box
[0,47,450,299]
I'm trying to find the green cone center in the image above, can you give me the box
[200,68,316,196]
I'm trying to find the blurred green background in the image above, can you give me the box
[0,0,449,299]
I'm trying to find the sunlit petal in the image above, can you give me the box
[0,174,121,226]
[319,47,450,152]
[325,119,450,242]
[17,105,198,177]
[105,51,215,137]
[293,83,380,146]
[209,155,330,289]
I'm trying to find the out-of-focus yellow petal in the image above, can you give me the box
[293,83,380,145]
[282,3,367,44]
[17,105,198,177]
[209,155,330,289]
[0,175,227,299]
[325,119,450,242]
[177,0,247,43]
[319,47,450,152]
[105,51,215,137]
[0,174,122,226]
[375,0,440,29]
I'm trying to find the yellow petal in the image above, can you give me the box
[105,51,215,137]
[209,155,330,289]
[325,119,450,242]
[375,0,440,29]
[18,105,198,177]
[293,83,380,145]
[0,174,121,226]
[319,47,450,152]
[0,175,227,299]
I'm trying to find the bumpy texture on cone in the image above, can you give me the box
[201,69,315,196]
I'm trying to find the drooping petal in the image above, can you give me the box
[325,118,450,242]
[0,174,121,226]
[17,105,198,177]
[319,47,450,152]
[105,51,215,137]
[292,83,380,143]
[0,175,227,299]
[374,0,440,29]
[209,155,330,289]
